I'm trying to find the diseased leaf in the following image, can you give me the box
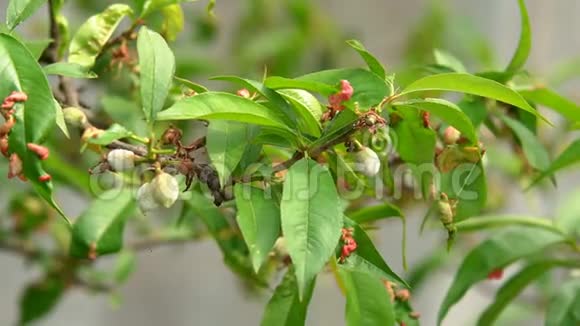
[160,4,184,41]
[347,203,403,224]
[400,73,550,124]
[478,259,580,326]
[529,139,580,187]
[346,39,386,79]
[235,184,280,272]
[393,98,477,143]
[500,115,550,171]
[260,268,315,326]
[6,0,46,30]
[545,279,580,326]
[19,277,65,325]
[438,227,568,325]
[281,158,342,298]
[68,4,133,68]
[206,120,250,188]
[0,34,66,220]
[43,62,97,79]
[339,267,395,326]
[138,26,176,124]
[70,189,136,258]
[157,92,297,139]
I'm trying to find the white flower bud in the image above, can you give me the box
[354,147,381,176]
[273,237,288,257]
[151,172,179,208]
[107,149,135,171]
[136,182,160,214]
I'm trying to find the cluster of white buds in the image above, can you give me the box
[137,171,179,214]
[354,146,381,177]
[107,149,136,171]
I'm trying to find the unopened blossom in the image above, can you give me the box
[151,172,179,208]
[354,146,381,176]
[136,182,160,213]
[0,137,9,157]
[236,88,251,98]
[443,126,461,145]
[107,149,136,172]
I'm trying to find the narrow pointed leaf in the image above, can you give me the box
[434,49,467,73]
[346,39,386,79]
[545,279,580,326]
[235,184,281,272]
[500,115,550,171]
[138,26,175,123]
[478,259,580,326]
[529,139,580,187]
[70,189,136,258]
[339,268,396,326]
[518,87,580,123]
[438,227,568,325]
[281,158,342,298]
[43,62,97,79]
[260,269,315,326]
[19,277,65,325]
[347,203,403,224]
[277,89,323,137]
[0,34,66,220]
[505,0,531,75]
[6,0,46,30]
[400,73,550,124]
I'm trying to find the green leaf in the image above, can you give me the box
[140,0,194,17]
[264,76,338,95]
[70,189,136,258]
[206,120,250,188]
[137,26,176,124]
[346,39,386,79]
[342,217,408,287]
[157,92,296,137]
[434,49,467,73]
[19,277,65,325]
[400,73,550,124]
[392,107,437,164]
[298,68,390,108]
[457,96,488,127]
[478,259,580,326]
[281,158,342,298]
[234,184,281,272]
[23,38,53,60]
[160,4,184,41]
[438,227,568,325]
[54,99,69,138]
[0,33,66,220]
[440,161,487,221]
[86,123,133,146]
[556,188,580,237]
[338,267,396,326]
[277,89,323,137]
[68,4,133,68]
[347,203,403,224]
[545,279,580,326]
[113,250,137,284]
[529,139,580,187]
[260,268,315,326]
[393,98,477,143]
[211,76,296,126]
[6,0,46,30]
[174,76,208,93]
[43,62,97,79]
[518,87,580,123]
[455,214,566,236]
[505,0,531,76]
[499,115,550,171]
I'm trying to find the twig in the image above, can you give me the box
[39,0,59,63]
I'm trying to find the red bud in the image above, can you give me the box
[0,137,8,157]
[38,174,52,182]
[236,88,251,98]
[7,91,28,103]
[27,143,50,160]
[487,268,503,280]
